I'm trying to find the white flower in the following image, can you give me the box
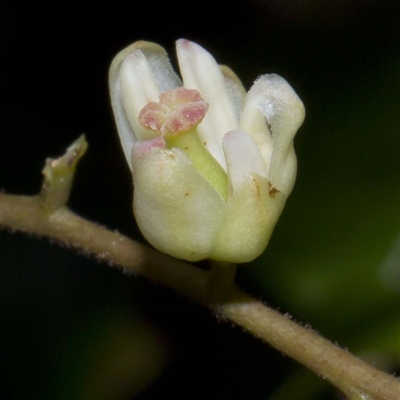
[109,39,305,262]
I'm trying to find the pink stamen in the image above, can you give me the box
[139,87,208,135]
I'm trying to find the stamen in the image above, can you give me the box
[138,87,208,136]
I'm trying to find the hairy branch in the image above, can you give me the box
[0,137,398,399]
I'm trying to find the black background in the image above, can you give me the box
[1,1,399,399]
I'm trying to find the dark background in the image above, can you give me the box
[1,1,399,399]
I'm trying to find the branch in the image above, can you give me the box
[1,137,399,399]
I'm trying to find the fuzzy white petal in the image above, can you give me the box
[239,81,274,170]
[256,74,305,196]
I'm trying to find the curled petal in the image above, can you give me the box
[239,80,274,173]
[120,50,161,141]
[255,74,305,196]
[109,41,182,169]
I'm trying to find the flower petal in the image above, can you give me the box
[222,130,267,192]
[219,65,246,120]
[239,81,274,171]
[211,173,286,263]
[109,41,182,169]
[120,51,161,141]
[254,74,305,196]
[131,143,225,261]
[176,39,239,171]
[140,42,182,93]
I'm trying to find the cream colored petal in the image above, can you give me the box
[109,41,182,169]
[131,144,225,262]
[219,65,246,120]
[139,42,182,93]
[222,130,267,192]
[120,51,161,142]
[211,174,286,263]
[239,81,274,171]
[176,39,239,171]
[256,74,305,196]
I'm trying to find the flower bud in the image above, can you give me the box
[109,39,305,262]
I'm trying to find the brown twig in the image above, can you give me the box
[0,137,398,399]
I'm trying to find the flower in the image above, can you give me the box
[109,39,305,263]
